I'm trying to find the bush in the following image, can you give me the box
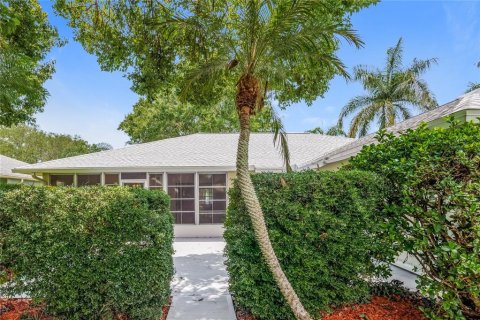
[0,184,21,284]
[224,170,396,320]
[0,186,174,320]
[348,119,480,319]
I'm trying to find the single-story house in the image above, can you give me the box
[0,155,41,185]
[13,133,354,237]
[14,88,480,239]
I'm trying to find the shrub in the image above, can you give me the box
[224,170,396,320]
[0,186,174,320]
[0,184,20,284]
[348,119,480,319]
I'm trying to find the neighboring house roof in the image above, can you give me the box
[0,155,37,180]
[301,88,480,169]
[14,133,354,173]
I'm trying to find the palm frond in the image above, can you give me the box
[306,127,324,134]
[353,65,383,90]
[386,37,403,79]
[180,56,231,99]
[325,124,346,137]
[394,74,437,110]
[348,104,377,138]
[466,82,480,93]
[338,95,373,128]
[257,0,362,78]
[408,57,438,76]
[395,102,412,121]
[268,107,291,172]
[384,103,396,127]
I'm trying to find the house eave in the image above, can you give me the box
[0,173,36,181]
[13,165,256,175]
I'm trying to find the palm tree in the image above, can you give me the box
[307,125,346,136]
[55,1,376,318]
[465,61,480,93]
[338,38,438,138]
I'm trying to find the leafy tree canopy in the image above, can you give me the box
[0,0,62,126]
[54,0,376,107]
[0,125,112,163]
[120,89,276,143]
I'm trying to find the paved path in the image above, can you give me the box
[165,237,418,320]
[167,238,236,320]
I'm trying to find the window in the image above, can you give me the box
[121,172,147,180]
[199,174,227,224]
[50,174,74,186]
[168,173,195,224]
[77,174,101,186]
[148,173,163,190]
[104,173,119,186]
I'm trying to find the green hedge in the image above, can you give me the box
[0,186,174,320]
[224,170,397,320]
[348,119,480,319]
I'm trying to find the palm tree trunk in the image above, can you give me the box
[236,103,313,320]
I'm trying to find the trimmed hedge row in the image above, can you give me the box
[224,170,397,320]
[0,186,174,320]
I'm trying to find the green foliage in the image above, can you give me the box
[224,170,396,320]
[338,38,438,138]
[0,186,174,320]
[0,0,62,126]
[348,119,480,319]
[369,280,424,302]
[0,125,112,163]
[465,61,480,93]
[119,89,274,143]
[306,124,346,136]
[54,0,376,106]
[466,82,480,93]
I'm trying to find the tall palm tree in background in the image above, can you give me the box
[465,61,480,93]
[338,38,438,138]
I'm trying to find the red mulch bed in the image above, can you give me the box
[322,296,427,320]
[0,298,172,320]
[236,296,427,320]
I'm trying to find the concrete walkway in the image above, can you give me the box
[167,238,236,320]
[165,237,418,320]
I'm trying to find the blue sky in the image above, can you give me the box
[37,0,480,148]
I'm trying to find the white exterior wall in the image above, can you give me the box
[174,225,224,238]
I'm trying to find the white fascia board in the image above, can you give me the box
[254,167,286,173]
[13,165,251,174]
[0,173,36,181]
[298,145,367,170]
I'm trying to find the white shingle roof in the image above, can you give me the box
[0,155,36,180]
[14,133,354,173]
[301,88,480,169]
